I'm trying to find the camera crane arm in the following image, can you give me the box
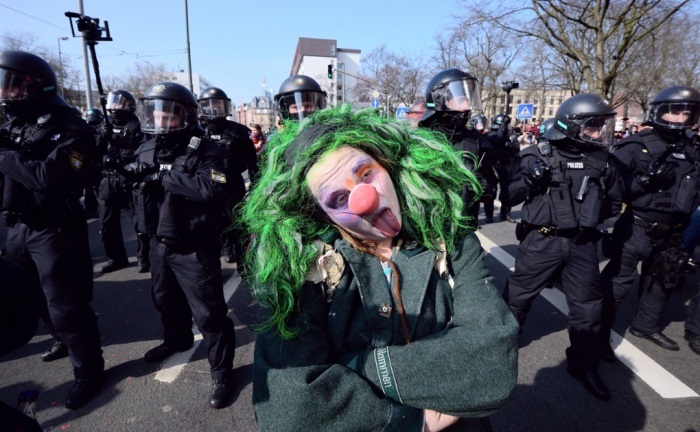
[65,12,113,127]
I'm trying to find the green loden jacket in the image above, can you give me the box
[253,232,519,432]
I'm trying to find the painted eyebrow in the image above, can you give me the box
[351,158,373,175]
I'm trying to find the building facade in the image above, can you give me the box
[289,37,361,107]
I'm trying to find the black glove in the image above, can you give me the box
[524,159,552,188]
[639,161,675,191]
[123,162,158,177]
[138,170,164,190]
[99,123,113,141]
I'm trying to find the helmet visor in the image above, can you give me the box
[578,115,616,147]
[653,102,700,130]
[198,98,231,119]
[0,68,29,103]
[431,79,482,112]
[277,91,326,121]
[139,99,189,134]
[106,93,135,112]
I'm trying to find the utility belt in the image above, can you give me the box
[3,210,46,230]
[515,222,581,241]
[632,215,685,239]
[150,234,184,247]
[101,169,120,179]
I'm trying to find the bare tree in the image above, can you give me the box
[472,0,692,99]
[431,17,521,118]
[354,45,430,112]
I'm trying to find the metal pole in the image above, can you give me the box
[57,37,68,98]
[184,0,193,92]
[78,0,93,109]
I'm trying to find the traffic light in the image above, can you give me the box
[327,64,333,79]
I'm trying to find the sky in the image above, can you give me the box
[0,0,465,105]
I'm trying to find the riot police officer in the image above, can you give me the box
[469,113,499,223]
[600,85,700,355]
[0,50,104,409]
[197,87,258,268]
[82,108,103,218]
[274,74,327,123]
[418,68,490,227]
[128,82,236,408]
[97,89,149,273]
[489,113,518,222]
[503,93,623,401]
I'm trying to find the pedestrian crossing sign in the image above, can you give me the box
[516,103,534,119]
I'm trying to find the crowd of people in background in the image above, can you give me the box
[1,48,699,432]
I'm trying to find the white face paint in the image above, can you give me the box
[306,146,402,242]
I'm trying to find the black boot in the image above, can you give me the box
[565,347,610,401]
[64,373,103,409]
[41,341,68,362]
[99,259,129,274]
[209,378,234,409]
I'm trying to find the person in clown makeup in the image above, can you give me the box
[243,105,519,432]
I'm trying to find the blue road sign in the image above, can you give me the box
[396,106,409,120]
[516,103,534,120]
[371,98,381,108]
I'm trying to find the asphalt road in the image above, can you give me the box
[0,207,698,432]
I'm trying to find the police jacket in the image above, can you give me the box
[253,234,519,432]
[613,128,700,222]
[509,140,623,230]
[133,132,227,241]
[0,107,95,230]
[204,119,258,202]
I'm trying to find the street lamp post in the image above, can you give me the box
[57,36,69,98]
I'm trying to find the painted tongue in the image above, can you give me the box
[372,208,401,237]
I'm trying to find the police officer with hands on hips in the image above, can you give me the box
[503,94,623,401]
[124,82,237,409]
[97,89,149,274]
[197,87,258,269]
[600,85,700,355]
[418,68,492,227]
[0,50,105,409]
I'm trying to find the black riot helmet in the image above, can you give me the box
[490,113,508,132]
[420,68,482,125]
[648,86,700,134]
[543,93,616,147]
[274,75,327,121]
[106,89,136,123]
[85,108,104,126]
[138,82,199,134]
[539,118,555,136]
[468,113,488,131]
[197,87,231,120]
[0,50,68,113]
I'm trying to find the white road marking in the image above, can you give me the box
[154,272,241,383]
[475,231,699,399]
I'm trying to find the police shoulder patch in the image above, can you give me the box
[70,151,84,171]
[211,169,226,183]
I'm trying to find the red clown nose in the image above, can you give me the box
[348,183,380,215]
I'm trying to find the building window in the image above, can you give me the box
[500,95,505,104]
[550,97,555,105]
[330,45,336,56]
[548,108,553,116]
[533,106,538,116]
[516,97,522,104]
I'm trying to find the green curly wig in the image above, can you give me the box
[242,105,482,338]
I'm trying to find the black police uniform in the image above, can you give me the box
[0,108,104,381]
[504,140,623,374]
[131,132,236,382]
[202,118,258,265]
[487,121,518,221]
[601,129,700,339]
[97,112,148,270]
